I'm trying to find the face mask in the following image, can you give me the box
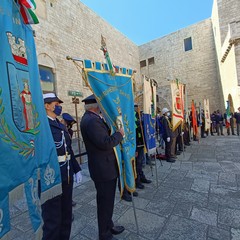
[167,112,170,117]
[53,105,62,116]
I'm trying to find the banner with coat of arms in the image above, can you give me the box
[142,75,157,155]
[203,99,211,131]
[0,1,61,239]
[82,59,136,193]
[171,79,185,131]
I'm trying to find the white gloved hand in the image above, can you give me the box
[167,137,170,142]
[75,171,82,184]
[181,132,184,136]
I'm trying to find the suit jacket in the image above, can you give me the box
[80,111,123,182]
[162,115,173,140]
[48,118,81,182]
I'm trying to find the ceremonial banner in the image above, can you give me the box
[203,99,211,131]
[191,100,198,137]
[142,76,157,155]
[199,102,203,127]
[171,79,184,131]
[82,60,136,193]
[225,100,231,128]
[0,1,61,239]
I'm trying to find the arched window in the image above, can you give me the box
[39,65,55,93]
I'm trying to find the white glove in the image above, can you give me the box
[181,132,184,136]
[167,137,170,142]
[75,171,82,184]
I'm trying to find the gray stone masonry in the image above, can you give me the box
[8,128,240,239]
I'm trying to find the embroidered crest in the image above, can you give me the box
[44,164,55,186]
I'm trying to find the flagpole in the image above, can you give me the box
[130,193,139,234]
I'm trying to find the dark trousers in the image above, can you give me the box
[216,123,223,135]
[94,178,117,240]
[42,180,73,240]
[136,147,144,183]
[164,138,172,159]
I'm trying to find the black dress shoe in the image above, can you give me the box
[111,226,125,235]
[166,159,176,163]
[140,177,152,184]
[133,191,138,197]
[136,182,145,189]
[122,194,132,202]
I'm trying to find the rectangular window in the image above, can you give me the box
[148,57,155,65]
[39,65,55,93]
[184,37,192,51]
[140,60,146,68]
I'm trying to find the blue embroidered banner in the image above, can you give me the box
[83,60,136,192]
[0,1,61,238]
[143,76,157,155]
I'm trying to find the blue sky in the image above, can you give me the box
[80,0,214,45]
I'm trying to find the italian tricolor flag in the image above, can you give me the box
[19,0,39,24]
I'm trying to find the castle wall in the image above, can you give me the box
[34,0,141,118]
[138,19,222,112]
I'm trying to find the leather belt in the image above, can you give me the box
[58,155,70,163]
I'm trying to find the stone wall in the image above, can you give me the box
[34,0,141,118]
[139,19,222,112]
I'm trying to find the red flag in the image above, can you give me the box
[191,100,198,136]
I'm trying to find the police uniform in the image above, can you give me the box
[41,93,81,240]
[80,94,124,240]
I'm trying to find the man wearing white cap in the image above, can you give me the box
[162,107,175,163]
[41,93,82,240]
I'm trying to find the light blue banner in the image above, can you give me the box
[0,0,61,238]
[83,60,136,192]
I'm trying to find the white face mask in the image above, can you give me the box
[166,112,171,117]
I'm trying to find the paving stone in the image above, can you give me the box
[208,226,231,240]
[231,228,240,240]
[191,179,210,193]
[170,189,208,207]
[172,202,192,218]
[144,199,175,217]
[162,177,193,191]
[8,134,240,240]
[219,161,240,173]
[218,207,240,228]
[116,208,166,239]
[190,207,217,226]
[160,215,208,240]
[70,214,95,239]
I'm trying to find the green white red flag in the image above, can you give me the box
[19,0,39,24]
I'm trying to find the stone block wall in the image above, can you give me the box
[139,19,222,112]
[34,0,141,118]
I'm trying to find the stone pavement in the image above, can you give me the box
[8,133,240,240]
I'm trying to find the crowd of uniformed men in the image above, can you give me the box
[40,92,240,240]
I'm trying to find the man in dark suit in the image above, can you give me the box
[80,94,125,240]
[42,93,82,240]
[161,107,175,163]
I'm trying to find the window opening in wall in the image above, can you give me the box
[39,65,55,93]
[140,60,146,68]
[184,37,192,51]
[148,57,155,65]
